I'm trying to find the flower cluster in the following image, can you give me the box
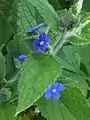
[15,23,65,101]
[28,23,51,53]
[15,23,50,61]
[44,82,65,100]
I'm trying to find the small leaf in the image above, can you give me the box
[72,0,83,16]
[68,19,90,45]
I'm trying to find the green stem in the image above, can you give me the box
[25,35,38,40]
[53,30,66,56]
[5,68,22,86]
[9,97,18,104]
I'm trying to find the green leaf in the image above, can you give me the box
[16,53,60,115]
[72,0,83,16]
[57,0,73,9]
[0,14,12,47]
[1,88,12,102]
[0,52,6,80]
[0,104,16,120]
[56,46,80,72]
[61,45,90,82]
[61,87,90,120]
[5,53,17,80]
[48,0,61,10]
[83,0,90,12]
[0,0,15,47]
[16,0,36,34]
[72,45,90,79]
[36,97,76,120]
[36,87,90,120]
[29,0,60,30]
[69,21,90,45]
[64,11,90,45]
[55,45,90,95]
[7,34,30,56]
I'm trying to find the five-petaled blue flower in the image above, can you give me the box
[32,32,51,53]
[28,23,46,33]
[16,54,27,61]
[44,82,65,100]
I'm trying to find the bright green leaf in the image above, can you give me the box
[16,53,60,115]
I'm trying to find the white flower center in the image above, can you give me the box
[52,89,56,93]
[40,41,44,45]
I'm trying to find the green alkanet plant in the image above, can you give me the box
[1,0,90,120]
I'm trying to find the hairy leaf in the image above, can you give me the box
[29,0,60,30]
[16,53,60,115]
[36,87,90,120]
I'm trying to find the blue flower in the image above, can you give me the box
[16,54,27,61]
[28,23,46,33]
[32,32,51,53]
[44,82,65,100]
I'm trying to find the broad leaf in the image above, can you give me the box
[7,34,30,56]
[36,87,90,120]
[16,53,60,114]
[56,46,80,72]
[36,97,76,120]
[72,45,90,79]
[0,104,16,120]
[61,87,90,120]
[16,0,36,34]
[29,0,60,30]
